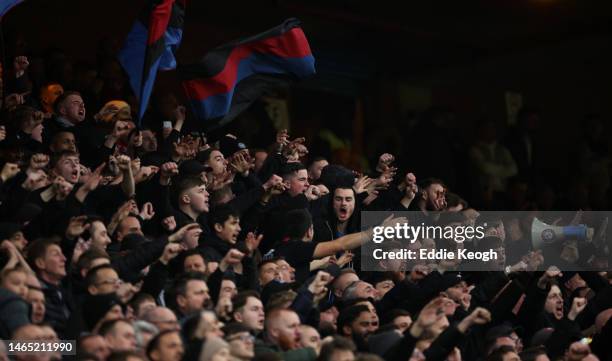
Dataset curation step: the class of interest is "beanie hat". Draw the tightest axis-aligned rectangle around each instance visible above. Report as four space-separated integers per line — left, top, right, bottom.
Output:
219 135 246 158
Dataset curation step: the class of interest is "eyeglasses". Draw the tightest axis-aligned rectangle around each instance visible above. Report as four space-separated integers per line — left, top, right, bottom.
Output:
96 279 122 286
227 334 255 343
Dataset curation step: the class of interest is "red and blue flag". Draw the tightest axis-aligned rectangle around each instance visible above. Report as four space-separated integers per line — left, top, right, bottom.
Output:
118 0 185 121
179 18 315 129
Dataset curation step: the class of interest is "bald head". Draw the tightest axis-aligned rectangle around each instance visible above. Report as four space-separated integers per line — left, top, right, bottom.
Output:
141 307 179 332
333 271 359 298
265 309 301 350
12 324 44 340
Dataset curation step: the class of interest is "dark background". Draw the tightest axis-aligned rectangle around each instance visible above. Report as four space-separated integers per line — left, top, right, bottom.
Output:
3 0 612 197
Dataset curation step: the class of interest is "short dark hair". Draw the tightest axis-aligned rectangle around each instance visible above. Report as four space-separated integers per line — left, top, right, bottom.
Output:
209 204 239 230
223 322 253 339
308 156 327 166
26 237 61 273
128 293 156 317
85 264 117 288
382 309 411 327
337 305 370 336
317 336 356 361
172 176 205 203
446 192 468 209
232 290 261 312
11 105 39 127
76 247 110 274
50 149 80 169
283 209 312 239
181 249 207 272
98 319 131 337
172 272 207 297
146 330 179 359
209 185 234 207
340 298 374 311
486 346 517 361
519 346 548 361
419 177 445 191
54 90 82 114
280 162 306 180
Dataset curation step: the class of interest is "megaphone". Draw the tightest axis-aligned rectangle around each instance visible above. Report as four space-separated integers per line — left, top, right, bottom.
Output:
531 217 594 250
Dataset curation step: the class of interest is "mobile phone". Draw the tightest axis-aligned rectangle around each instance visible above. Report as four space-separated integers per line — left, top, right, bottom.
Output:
580 337 592 345
163 121 172 129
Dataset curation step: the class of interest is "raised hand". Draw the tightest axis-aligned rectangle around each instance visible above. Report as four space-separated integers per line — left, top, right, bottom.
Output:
537 265 563 289
282 137 308 162
210 171 234 191
374 167 396 190
276 129 289 148
219 249 245 272
13 56 29 76
135 165 159 183
71 238 91 265
75 163 104 203
162 216 177 232
53 176 74 200
168 223 201 244
116 155 132 172
160 243 185 265
305 185 321 201
1 162 20 182
308 271 331 299
376 153 395 173
65 215 89 240
160 162 179 185
4 92 27 111
229 153 251 176
404 172 418 199
457 307 491 333
411 297 448 337
182 225 203 249
262 174 283 193
353 175 375 194
139 202 155 221
568 297 587 321
29 153 49 171
244 232 263 256
336 251 354 267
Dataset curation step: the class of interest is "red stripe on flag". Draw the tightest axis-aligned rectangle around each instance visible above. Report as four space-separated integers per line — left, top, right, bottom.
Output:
183 28 311 100
147 0 174 46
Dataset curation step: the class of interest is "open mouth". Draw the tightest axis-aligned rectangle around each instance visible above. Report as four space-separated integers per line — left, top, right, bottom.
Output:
339 207 348 219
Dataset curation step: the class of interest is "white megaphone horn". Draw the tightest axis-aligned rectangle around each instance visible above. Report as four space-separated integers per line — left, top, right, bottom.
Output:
531 217 594 250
